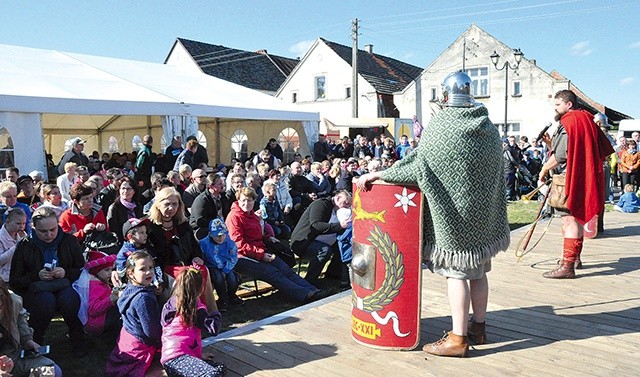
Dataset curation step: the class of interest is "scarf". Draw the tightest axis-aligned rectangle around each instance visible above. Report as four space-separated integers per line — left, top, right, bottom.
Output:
562 109 615 224
31 227 64 265
382 106 510 270
120 197 137 218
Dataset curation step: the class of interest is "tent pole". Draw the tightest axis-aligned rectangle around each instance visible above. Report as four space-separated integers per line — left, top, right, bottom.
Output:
214 118 220 166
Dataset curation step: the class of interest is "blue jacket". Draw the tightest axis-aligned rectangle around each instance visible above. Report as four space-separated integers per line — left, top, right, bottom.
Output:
118 284 161 347
259 197 285 224
617 192 639 213
199 235 238 274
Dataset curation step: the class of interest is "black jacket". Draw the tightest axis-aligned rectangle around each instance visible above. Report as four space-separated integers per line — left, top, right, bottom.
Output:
9 231 84 295
147 220 202 268
106 198 143 242
189 190 228 240
290 197 344 255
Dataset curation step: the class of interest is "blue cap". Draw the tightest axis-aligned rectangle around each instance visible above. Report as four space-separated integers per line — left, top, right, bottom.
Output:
208 218 227 236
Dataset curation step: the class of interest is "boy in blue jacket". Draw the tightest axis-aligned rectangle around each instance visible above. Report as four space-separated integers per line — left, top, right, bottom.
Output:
199 218 242 311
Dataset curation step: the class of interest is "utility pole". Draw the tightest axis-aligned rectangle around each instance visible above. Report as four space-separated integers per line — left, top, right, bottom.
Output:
351 18 359 118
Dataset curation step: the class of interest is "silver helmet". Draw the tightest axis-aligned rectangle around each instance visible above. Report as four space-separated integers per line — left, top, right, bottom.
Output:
593 112 608 127
442 71 475 107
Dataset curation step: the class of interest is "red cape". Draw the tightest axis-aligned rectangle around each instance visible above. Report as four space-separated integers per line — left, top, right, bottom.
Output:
562 109 615 224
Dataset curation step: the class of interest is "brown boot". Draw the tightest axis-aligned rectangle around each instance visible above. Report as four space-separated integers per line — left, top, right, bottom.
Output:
422 331 469 357
557 258 583 269
467 319 486 345
543 260 575 279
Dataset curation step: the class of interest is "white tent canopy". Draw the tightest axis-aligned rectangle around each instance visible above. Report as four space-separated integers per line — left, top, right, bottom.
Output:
0 43 319 175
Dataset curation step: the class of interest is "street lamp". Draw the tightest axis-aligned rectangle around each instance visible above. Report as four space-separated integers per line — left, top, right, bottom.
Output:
490 48 524 137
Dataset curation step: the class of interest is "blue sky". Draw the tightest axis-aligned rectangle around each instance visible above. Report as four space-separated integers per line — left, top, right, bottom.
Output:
1 0 638 118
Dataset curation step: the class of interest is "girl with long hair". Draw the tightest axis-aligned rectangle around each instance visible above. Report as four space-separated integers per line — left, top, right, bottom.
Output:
160 268 224 376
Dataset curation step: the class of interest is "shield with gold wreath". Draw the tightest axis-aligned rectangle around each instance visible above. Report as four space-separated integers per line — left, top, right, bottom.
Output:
350 182 423 350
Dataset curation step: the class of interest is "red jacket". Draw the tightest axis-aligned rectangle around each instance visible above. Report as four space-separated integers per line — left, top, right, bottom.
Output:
59 203 109 242
225 201 267 261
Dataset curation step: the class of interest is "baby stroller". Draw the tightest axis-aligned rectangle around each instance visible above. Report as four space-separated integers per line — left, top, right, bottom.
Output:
83 230 121 256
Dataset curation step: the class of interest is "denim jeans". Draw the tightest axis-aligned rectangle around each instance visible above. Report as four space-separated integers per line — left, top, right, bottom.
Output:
22 285 83 343
234 256 316 302
208 267 240 305
299 240 338 285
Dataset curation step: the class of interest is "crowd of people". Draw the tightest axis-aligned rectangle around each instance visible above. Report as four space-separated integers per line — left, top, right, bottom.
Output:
502 115 639 207
0 93 629 372
0 129 422 376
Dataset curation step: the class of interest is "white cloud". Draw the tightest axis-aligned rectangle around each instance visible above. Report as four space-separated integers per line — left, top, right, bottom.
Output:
288 40 314 57
569 41 593 56
620 77 635 86
630 41 640 49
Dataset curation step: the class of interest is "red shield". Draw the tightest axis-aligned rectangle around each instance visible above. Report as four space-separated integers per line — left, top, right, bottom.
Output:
351 182 423 350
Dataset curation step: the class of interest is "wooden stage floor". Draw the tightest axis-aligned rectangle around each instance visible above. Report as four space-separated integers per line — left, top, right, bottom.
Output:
202 210 640 376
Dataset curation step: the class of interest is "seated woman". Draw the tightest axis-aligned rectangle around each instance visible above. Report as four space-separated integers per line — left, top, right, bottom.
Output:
0 208 27 283
0 282 62 377
9 207 86 355
59 184 108 243
225 187 328 303
106 176 143 243
36 184 69 218
146 187 217 311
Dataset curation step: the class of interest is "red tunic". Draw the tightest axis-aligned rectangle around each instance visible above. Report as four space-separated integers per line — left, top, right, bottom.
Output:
562 109 615 224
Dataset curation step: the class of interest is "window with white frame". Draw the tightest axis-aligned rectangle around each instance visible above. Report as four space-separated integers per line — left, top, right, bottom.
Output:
315 76 326 100
132 135 143 151
196 130 207 148
231 129 248 161
345 87 351 99
278 127 299 164
292 92 298 103
108 136 119 153
430 87 437 101
464 67 489 97
0 127 15 172
512 81 521 96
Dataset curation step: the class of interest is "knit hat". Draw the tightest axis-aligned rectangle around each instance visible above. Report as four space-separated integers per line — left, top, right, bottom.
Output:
85 250 116 275
208 218 228 237
122 217 150 237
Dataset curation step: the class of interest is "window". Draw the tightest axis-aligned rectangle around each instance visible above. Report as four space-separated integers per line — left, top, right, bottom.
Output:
277 127 299 164
464 67 489 97
231 129 248 161
159 134 168 152
0 127 15 172
430 87 437 101
315 76 326 100
196 130 207 148
292 92 298 103
132 135 143 151
495 122 521 135
108 136 119 153
512 81 521 97
345 87 351 99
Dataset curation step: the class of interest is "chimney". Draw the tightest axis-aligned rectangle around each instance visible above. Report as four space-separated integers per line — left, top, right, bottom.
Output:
255 49 268 55
531 59 536 66
364 44 373 53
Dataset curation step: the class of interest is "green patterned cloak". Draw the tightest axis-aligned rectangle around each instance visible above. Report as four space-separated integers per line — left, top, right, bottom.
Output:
381 106 509 270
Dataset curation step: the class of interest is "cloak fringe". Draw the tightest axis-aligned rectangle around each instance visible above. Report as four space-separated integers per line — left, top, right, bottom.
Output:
423 226 511 270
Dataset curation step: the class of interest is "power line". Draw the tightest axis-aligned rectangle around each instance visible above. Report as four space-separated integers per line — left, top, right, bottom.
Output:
363 0 521 22
362 1 638 35
363 0 584 30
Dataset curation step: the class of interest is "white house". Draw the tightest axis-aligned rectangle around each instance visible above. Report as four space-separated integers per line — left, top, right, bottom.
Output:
276 38 422 140
395 24 631 141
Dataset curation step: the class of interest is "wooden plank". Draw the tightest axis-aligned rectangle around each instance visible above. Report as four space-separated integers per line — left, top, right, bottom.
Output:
205 210 640 377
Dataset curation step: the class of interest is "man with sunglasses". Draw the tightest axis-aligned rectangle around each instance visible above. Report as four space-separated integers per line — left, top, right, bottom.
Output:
182 168 207 210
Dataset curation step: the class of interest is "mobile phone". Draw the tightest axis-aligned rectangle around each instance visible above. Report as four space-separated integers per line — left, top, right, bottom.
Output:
20 345 50 358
